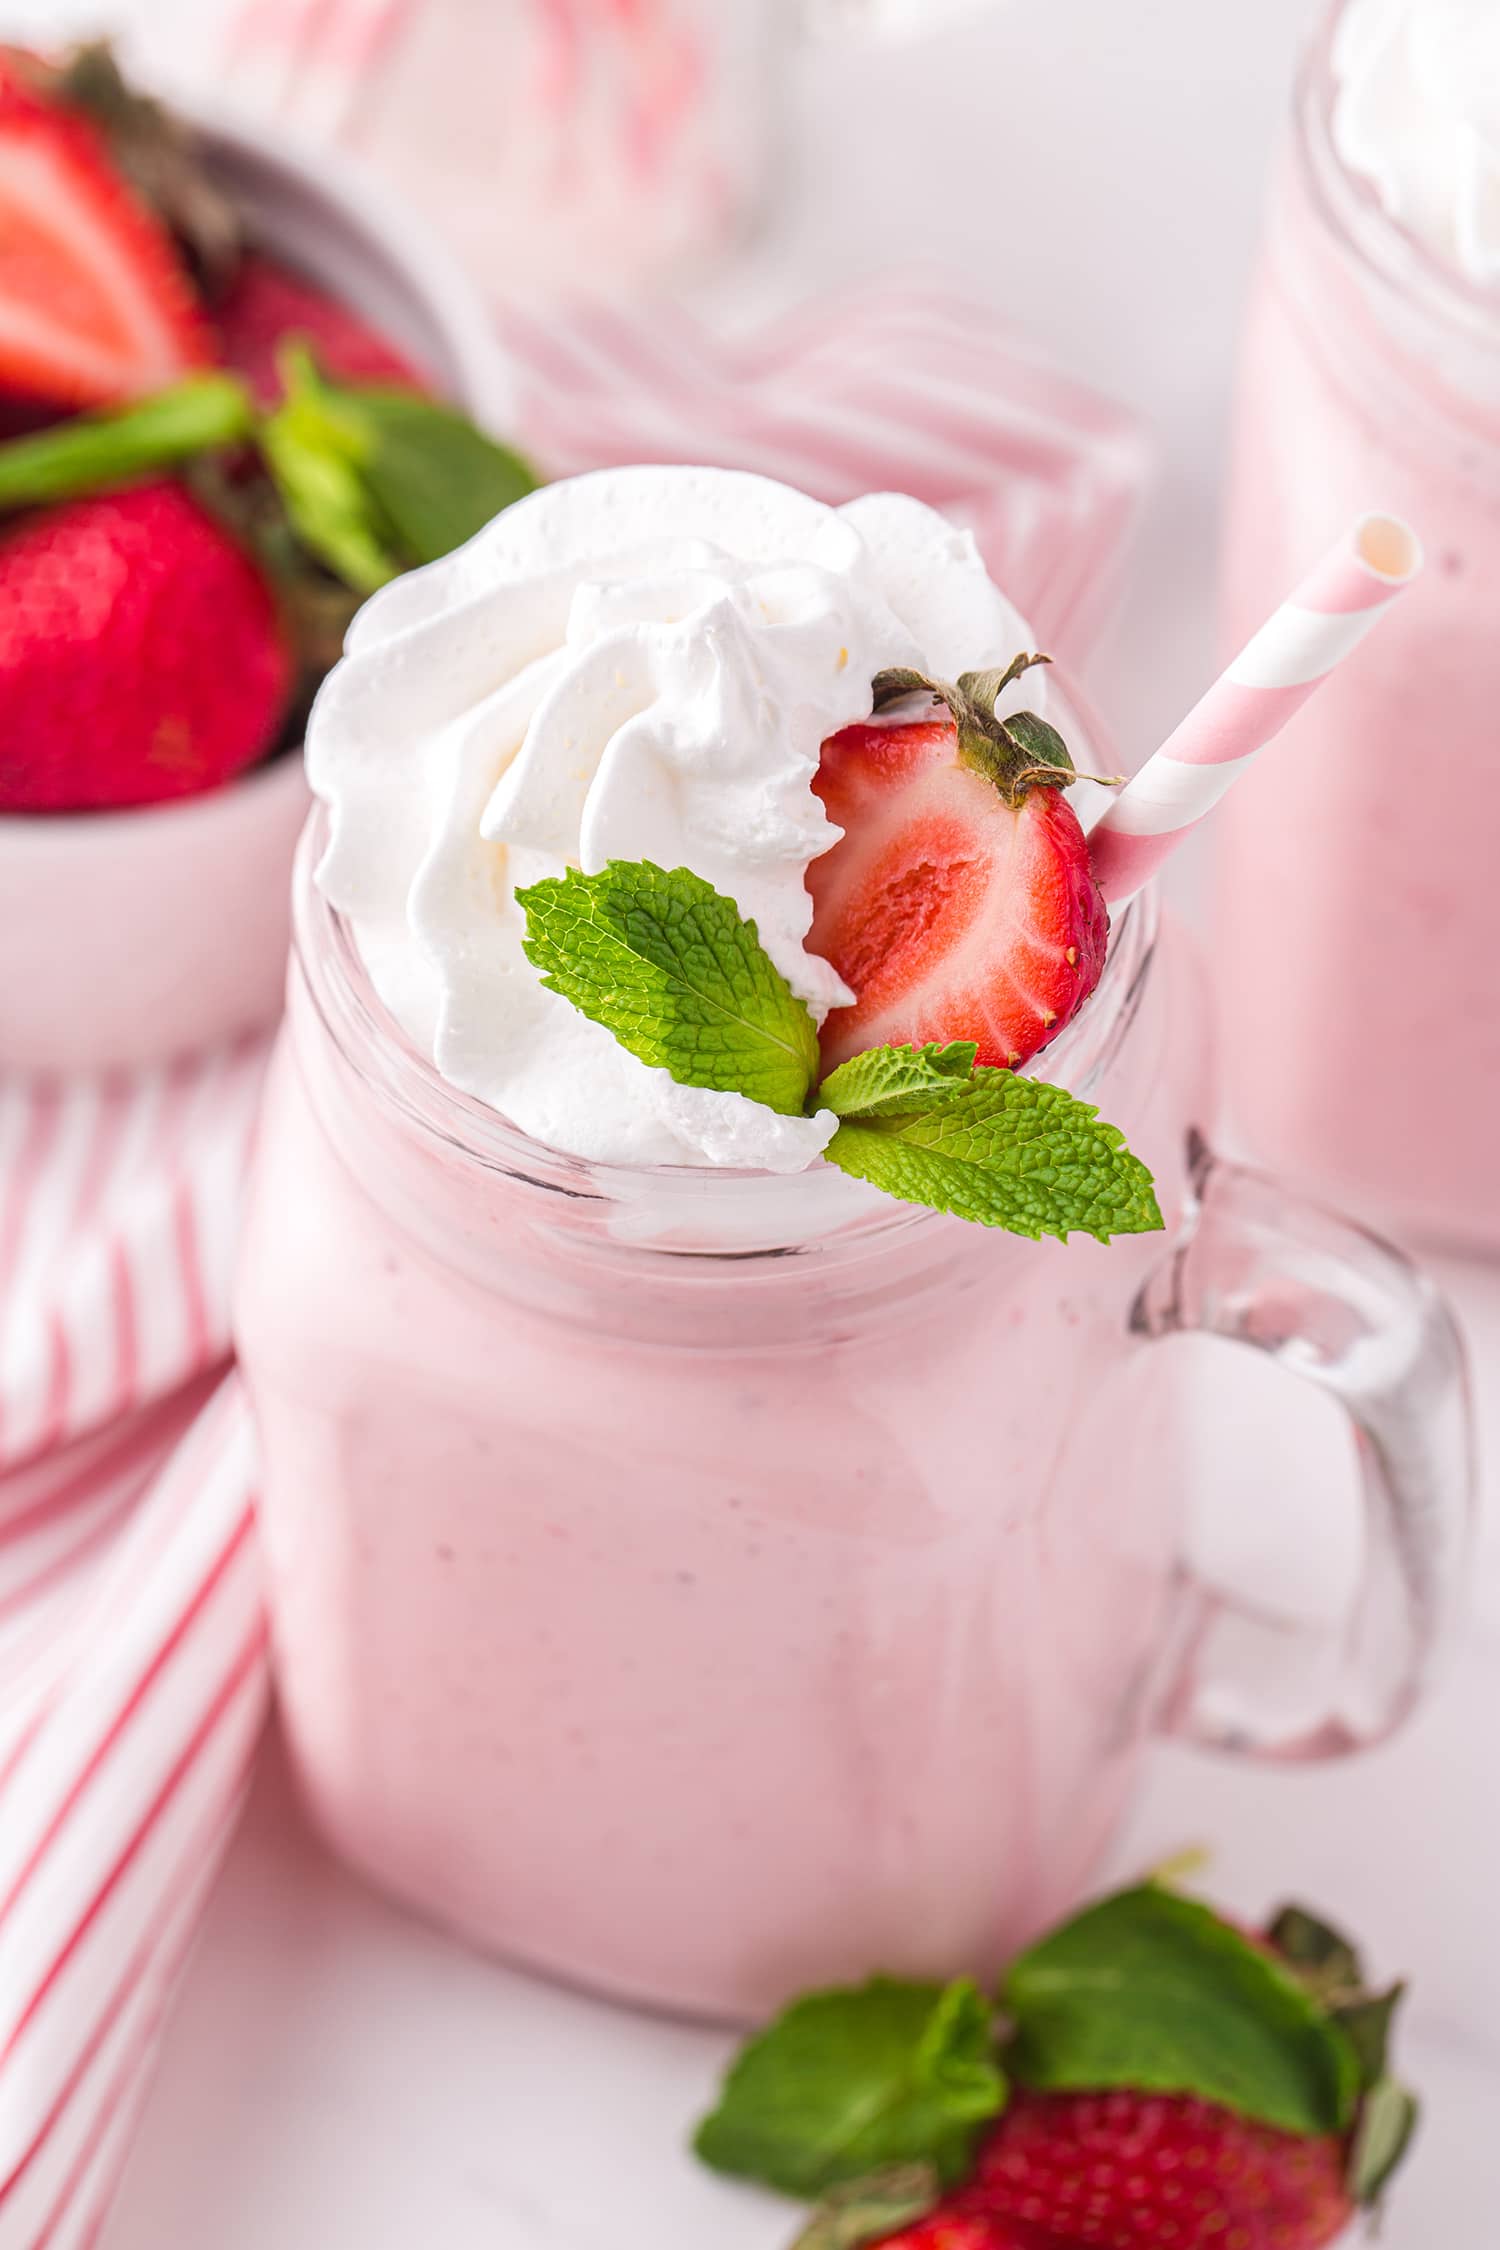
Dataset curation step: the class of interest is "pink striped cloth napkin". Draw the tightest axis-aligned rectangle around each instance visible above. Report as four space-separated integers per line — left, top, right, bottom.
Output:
500 277 1150 658
0 286 1147 2250
0 1052 268 2249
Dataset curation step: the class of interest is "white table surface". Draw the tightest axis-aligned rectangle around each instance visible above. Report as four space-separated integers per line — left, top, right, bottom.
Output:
46 0 1494 2240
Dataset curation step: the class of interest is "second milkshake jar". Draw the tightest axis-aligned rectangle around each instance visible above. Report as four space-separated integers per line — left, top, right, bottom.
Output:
1214 0 1500 1249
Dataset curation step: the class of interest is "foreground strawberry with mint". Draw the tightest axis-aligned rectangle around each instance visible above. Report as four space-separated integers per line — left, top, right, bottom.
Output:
809 660 1109 1075
693 1885 1418 2250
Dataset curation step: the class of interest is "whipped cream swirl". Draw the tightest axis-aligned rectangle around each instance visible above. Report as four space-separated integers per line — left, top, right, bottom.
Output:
1332 0 1500 285
308 466 1037 1169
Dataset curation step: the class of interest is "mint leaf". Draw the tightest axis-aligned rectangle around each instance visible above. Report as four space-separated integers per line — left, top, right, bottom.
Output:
824 1069 1162 1241
518 861 819 1115
261 354 396 592
262 345 536 591
1004 1885 1362 2137
819 1041 978 1119
337 384 536 564
1348 2076 1420 2204
790 2165 942 2250
0 374 256 512
693 1977 1006 2198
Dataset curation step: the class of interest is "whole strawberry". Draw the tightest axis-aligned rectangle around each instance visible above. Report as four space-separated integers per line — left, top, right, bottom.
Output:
967 2089 1353 2249
0 478 292 812
698 1886 1414 2250
876 2216 1044 2250
808 656 1108 1076
217 251 428 406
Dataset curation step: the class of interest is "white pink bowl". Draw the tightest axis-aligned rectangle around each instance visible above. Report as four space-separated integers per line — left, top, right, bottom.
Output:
0 102 510 1075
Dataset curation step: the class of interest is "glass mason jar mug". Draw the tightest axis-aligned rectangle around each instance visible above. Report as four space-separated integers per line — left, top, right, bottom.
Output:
1215 0 1500 1248
236 793 1472 2021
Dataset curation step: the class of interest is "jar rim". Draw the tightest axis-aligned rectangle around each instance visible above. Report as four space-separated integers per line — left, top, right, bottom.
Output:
1293 0 1500 362
289 677 1158 1235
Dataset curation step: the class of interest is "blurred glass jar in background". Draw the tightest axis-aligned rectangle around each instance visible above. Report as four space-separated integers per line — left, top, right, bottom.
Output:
1213 0 1500 1252
218 0 994 290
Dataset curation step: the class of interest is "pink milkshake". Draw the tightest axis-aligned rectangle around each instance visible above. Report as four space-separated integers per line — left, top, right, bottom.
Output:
235 468 1470 2018
1216 0 1500 1247
238 853 1195 2016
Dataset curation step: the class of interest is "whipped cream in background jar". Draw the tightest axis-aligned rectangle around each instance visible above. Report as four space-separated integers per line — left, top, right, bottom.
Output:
186 0 997 293
234 468 1470 2018
1214 0 1500 1249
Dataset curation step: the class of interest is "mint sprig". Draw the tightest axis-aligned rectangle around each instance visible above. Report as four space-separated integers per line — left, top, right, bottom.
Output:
1002 1884 1361 2137
517 860 821 1116
693 1977 1005 2198
262 344 536 591
0 356 538 595
516 860 1161 1241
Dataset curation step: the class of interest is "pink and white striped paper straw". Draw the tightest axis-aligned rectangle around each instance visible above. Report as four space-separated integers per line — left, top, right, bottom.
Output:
1088 513 1422 909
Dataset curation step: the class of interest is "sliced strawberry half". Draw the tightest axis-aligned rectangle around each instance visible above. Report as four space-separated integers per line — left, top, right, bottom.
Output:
0 62 211 405
808 657 1110 1075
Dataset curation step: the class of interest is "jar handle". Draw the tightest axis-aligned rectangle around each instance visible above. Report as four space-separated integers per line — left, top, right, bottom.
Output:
1135 1134 1474 1760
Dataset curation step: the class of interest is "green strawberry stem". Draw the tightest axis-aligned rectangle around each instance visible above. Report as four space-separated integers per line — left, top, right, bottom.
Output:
0 373 257 510
870 655 1124 804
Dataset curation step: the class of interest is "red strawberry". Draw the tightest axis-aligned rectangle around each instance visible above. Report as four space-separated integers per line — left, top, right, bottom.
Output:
876 2215 1045 2250
0 60 211 405
970 2090 1354 2250
808 659 1108 1076
216 251 428 406
0 479 293 813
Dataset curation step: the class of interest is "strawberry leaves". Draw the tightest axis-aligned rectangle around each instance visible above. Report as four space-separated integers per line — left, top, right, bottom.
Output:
515 861 1162 1242
868 656 1122 802
788 2166 942 2250
1266 1899 1421 2206
44 41 244 291
1349 2076 1421 2203
870 654 1068 807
